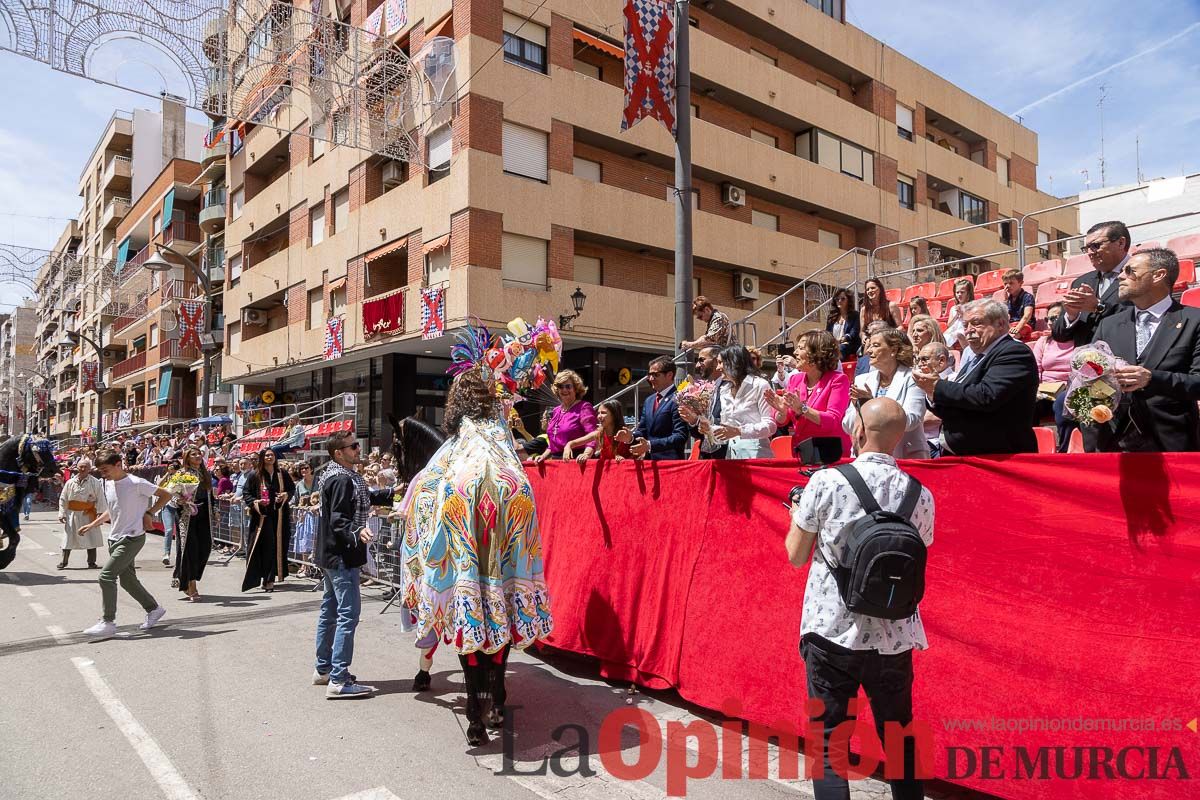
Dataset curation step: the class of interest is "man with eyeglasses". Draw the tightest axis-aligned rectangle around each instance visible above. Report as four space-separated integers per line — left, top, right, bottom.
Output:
618 356 689 459
1053 220 1132 347
1085 248 1200 452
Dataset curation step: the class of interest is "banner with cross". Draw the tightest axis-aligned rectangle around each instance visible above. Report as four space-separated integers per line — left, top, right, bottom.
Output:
178 299 206 351
421 286 446 340
324 316 345 360
622 0 677 137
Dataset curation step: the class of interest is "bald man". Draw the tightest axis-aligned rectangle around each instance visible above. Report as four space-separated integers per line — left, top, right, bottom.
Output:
787 397 934 800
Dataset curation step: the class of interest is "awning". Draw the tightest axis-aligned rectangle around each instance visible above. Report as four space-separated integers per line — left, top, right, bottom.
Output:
162 188 175 233
117 237 131 268
365 236 408 262
191 414 232 426
573 28 623 59
327 275 347 292
426 12 452 38
156 367 173 406
422 234 450 253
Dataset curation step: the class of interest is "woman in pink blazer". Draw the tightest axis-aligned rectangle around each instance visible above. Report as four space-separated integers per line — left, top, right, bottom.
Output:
764 330 852 464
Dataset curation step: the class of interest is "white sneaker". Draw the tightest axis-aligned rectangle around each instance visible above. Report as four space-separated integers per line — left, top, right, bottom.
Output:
326 681 376 699
83 620 117 639
139 607 167 630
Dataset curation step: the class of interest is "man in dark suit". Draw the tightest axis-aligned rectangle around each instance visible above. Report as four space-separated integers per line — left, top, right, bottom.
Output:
913 299 1038 455
622 356 689 460
1086 248 1200 452
677 345 728 459
1052 220 1132 347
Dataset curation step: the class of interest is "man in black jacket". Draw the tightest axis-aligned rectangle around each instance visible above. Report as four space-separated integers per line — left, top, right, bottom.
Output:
914 299 1038 455
1087 248 1200 452
312 430 381 698
1052 220 1132 347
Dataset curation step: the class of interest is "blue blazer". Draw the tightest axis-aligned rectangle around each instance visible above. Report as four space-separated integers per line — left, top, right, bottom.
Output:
632 385 689 460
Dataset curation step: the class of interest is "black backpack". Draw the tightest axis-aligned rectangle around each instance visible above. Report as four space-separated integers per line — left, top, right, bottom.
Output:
822 465 927 620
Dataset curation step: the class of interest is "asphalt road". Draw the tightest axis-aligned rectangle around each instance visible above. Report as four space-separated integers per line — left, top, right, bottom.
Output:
0 510 976 800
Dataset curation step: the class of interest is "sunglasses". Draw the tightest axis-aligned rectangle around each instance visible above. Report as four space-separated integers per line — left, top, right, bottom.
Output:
1083 238 1113 253
341 442 361 450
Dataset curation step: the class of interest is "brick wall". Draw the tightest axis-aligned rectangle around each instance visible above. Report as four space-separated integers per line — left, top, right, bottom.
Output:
292 121 309 169
349 161 384 213
549 225 574 280
450 207 502 271
1009 154 1037 191
407 230 423 284
913 104 927 140
286 283 306 324
549 120 573 174
454 93 503 158
549 13 574 71
289 203 307 248
853 79 896 122
572 48 622 89
875 154 898 196
453 0 500 43
347 256 365 305
855 224 899 253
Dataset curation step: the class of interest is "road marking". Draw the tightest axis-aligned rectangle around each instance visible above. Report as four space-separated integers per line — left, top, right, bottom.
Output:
477 753 666 800
328 789 404 800
46 625 69 644
28 602 52 618
72 657 200 800
14 585 32 597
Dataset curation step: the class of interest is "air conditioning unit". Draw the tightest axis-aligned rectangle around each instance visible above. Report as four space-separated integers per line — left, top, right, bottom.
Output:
242 308 267 326
734 272 760 301
721 183 746 207
381 161 404 188
101 348 122 359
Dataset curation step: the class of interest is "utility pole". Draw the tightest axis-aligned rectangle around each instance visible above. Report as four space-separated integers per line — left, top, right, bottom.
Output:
1136 135 1144 183
1097 83 1108 188
673 0 693 354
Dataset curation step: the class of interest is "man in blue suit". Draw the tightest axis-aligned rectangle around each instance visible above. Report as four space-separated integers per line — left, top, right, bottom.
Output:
624 356 689 460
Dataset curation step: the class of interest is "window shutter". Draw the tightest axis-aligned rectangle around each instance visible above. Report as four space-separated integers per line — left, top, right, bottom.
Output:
310 205 325 244
816 131 839 171
502 122 548 181
818 229 842 249
501 233 548 290
841 141 864 179
503 12 547 46
574 255 602 285
896 104 914 133
333 190 349 233
573 157 601 182
427 249 451 285
427 125 452 169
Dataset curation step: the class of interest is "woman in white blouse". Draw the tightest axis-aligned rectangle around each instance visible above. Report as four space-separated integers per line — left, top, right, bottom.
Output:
842 328 930 459
712 345 777 459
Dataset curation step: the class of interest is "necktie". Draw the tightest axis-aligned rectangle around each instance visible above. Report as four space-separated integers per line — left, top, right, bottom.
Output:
1098 272 1113 298
1135 311 1153 358
653 393 661 413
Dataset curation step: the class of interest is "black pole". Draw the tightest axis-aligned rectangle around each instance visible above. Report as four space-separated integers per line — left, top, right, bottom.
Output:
673 0 693 354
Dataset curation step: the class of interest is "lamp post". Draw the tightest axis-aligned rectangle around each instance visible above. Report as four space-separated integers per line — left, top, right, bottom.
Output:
558 287 588 330
60 330 106 443
143 244 215 419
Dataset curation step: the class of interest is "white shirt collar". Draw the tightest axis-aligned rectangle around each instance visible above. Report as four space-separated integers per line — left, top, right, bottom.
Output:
966 333 1006 359
853 451 897 468
1138 295 1173 320
1100 253 1130 282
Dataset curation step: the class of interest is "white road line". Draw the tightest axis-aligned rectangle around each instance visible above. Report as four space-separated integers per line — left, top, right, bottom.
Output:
72 657 200 800
14 585 32 597
28 602 52 618
328 789 404 800
46 625 69 644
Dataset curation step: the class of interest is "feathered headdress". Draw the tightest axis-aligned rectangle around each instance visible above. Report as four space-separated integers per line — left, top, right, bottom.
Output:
445 316 564 405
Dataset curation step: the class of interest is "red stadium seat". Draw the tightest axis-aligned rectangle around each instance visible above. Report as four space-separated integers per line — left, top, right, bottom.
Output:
974 269 1005 295
1167 234 1200 259
770 436 793 459
1035 279 1072 309
938 319 948 332
940 299 956 321
921 300 941 319
1131 240 1161 253
885 288 902 305
1023 259 1062 287
1181 288 1200 309
991 289 1006 303
1068 428 1085 454
1034 427 1057 454
1174 259 1195 292
1062 254 1092 277
902 282 937 303
933 278 957 301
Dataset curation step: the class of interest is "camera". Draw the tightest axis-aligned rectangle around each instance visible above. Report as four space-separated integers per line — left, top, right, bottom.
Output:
788 485 804 506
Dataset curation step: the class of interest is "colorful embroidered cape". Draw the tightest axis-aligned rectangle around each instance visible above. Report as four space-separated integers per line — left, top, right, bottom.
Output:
399 416 552 654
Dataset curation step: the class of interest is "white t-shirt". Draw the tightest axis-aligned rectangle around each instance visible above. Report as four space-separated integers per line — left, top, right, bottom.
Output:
99 474 160 542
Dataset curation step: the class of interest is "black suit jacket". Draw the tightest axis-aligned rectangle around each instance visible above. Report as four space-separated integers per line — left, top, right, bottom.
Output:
1051 270 1125 347
931 335 1039 455
827 311 861 361
632 386 689 460
1086 302 1200 452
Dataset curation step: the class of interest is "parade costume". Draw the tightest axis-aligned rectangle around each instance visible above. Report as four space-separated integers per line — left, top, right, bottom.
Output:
58 471 103 568
0 435 57 571
172 470 214 598
241 467 295 592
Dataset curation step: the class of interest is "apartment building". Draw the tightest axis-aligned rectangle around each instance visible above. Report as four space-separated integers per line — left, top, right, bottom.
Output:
219 0 1076 446
46 100 207 440
0 303 39 436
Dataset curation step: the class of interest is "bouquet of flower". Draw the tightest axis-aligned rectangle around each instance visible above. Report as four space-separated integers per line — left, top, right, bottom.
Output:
164 472 200 516
1064 342 1125 426
676 379 716 416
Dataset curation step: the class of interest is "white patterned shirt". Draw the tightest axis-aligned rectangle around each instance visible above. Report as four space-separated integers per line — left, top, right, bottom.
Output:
792 452 935 654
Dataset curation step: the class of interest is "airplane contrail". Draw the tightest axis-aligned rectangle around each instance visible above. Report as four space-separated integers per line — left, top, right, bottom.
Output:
1011 21 1200 117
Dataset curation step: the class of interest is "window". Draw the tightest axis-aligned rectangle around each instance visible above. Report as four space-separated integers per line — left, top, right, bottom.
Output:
970 148 986 166
751 210 779 231
152 212 161 233
306 288 323 329
501 233 548 290
147 380 156 402
806 0 843 19
897 175 915 210
310 204 325 245
573 156 602 182
231 187 244 220
427 125 451 183
573 59 600 80
667 274 701 297
149 323 158 347
959 191 986 225
229 251 243 282
691 103 700 118
502 122 549 182
818 229 841 249
897 244 917 271
574 255 602 285
750 129 777 148
1038 230 1051 260
503 13 547 74
797 129 873 185
896 104 914 141
228 321 241 352
667 186 699 210
312 121 327 159
997 155 1010 186
816 81 840 97
1000 220 1013 246
750 48 777 66
426 248 451 286
329 286 347 317
332 189 349 234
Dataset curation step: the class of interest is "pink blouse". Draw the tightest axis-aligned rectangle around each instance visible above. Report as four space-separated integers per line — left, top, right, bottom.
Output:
1031 335 1076 383
546 401 598 456
782 369 852 455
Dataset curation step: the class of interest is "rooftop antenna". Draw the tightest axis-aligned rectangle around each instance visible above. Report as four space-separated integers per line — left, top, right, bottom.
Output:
1097 83 1108 188
1136 135 1144 183
1080 169 1091 190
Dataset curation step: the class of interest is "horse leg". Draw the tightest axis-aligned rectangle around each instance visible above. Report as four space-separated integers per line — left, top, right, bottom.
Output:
484 645 510 729
412 642 436 692
459 652 489 746
0 507 20 571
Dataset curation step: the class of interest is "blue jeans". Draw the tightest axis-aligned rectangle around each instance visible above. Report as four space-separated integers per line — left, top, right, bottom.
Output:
315 566 362 684
161 505 178 556
21 492 33 518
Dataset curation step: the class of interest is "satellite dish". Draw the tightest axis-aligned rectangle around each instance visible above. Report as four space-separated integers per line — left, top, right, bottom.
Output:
161 309 179 333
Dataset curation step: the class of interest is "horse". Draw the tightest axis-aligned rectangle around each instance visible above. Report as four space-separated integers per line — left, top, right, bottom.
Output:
0 434 61 570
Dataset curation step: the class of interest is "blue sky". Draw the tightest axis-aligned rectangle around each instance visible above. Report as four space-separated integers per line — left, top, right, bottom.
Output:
0 0 1197 309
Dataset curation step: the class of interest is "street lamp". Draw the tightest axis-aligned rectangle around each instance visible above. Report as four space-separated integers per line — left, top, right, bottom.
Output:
558 287 588 330
143 243 217 418
60 329 107 443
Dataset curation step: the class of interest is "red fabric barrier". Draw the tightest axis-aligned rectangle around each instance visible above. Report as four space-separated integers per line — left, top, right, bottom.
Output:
528 455 1200 799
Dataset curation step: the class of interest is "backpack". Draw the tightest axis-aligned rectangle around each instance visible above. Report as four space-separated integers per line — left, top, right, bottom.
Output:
823 465 927 620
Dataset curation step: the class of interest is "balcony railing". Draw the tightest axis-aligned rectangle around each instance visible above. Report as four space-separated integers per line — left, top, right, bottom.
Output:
203 186 227 208
164 220 202 245
111 351 147 380
156 339 200 362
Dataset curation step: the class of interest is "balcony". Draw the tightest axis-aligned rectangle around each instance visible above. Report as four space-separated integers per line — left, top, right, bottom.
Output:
199 186 227 234
111 350 147 381
204 66 228 115
164 219 203 247
156 338 201 363
146 395 197 422
102 155 132 189
101 196 131 229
